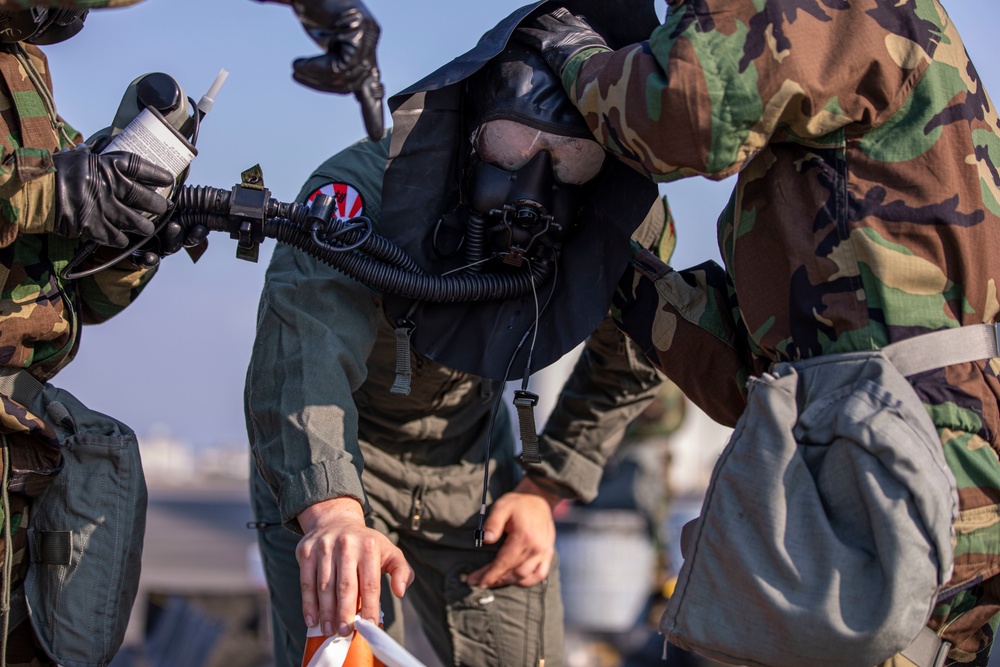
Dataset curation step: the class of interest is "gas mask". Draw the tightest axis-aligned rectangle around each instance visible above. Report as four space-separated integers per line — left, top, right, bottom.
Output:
0 8 88 45
376 0 661 542
434 42 606 274
464 119 604 266
379 5 659 382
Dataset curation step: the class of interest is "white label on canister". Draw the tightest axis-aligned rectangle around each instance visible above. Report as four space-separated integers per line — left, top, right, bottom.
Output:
103 108 195 194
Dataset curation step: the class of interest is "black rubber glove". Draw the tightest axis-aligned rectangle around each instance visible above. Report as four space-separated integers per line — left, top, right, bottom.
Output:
132 219 210 269
290 0 384 141
51 147 173 248
516 8 610 77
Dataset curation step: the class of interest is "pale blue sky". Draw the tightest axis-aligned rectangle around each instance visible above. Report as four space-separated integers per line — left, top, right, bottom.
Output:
44 1 1000 446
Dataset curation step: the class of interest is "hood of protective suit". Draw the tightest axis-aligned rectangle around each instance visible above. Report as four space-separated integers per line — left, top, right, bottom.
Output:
73 1 143 7
380 0 660 381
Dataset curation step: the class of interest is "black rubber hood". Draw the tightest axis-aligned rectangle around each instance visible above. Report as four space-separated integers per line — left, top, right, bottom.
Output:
379 1 660 381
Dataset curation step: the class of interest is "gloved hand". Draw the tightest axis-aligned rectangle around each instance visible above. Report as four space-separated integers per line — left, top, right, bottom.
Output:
132 219 210 269
516 8 610 77
289 0 385 141
51 147 173 248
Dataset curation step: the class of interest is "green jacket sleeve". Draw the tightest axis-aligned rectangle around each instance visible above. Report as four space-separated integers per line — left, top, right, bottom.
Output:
532 313 664 501
244 137 389 532
529 197 672 500
0 46 78 246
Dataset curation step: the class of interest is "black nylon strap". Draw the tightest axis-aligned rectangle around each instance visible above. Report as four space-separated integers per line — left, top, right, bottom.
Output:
513 390 541 464
0 367 45 409
391 321 415 396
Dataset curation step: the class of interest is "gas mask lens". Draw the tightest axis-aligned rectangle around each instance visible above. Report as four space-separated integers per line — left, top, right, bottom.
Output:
475 119 605 185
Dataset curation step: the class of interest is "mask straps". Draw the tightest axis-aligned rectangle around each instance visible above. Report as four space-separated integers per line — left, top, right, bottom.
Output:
390 302 420 396
514 257 543 464
513 389 541 464
474 259 546 546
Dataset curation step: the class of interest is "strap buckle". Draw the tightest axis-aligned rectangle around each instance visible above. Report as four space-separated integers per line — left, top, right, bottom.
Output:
932 640 952 667
901 626 951 667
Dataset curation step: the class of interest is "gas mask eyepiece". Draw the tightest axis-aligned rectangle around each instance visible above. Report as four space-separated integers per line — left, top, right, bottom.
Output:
475 119 605 186
456 41 606 269
464 120 602 266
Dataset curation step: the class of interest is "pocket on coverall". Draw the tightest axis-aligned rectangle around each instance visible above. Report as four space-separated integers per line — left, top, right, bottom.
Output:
443 557 557 667
24 392 147 667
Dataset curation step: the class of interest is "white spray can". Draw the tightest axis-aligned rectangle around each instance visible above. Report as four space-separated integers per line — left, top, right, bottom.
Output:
101 69 229 196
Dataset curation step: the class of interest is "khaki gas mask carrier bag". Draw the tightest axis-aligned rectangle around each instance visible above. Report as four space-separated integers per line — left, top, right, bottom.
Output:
0 368 146 667
663 324 1000 667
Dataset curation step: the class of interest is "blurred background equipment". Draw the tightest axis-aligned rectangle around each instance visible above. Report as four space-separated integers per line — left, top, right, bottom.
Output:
106 476 272 667
555 382 732 667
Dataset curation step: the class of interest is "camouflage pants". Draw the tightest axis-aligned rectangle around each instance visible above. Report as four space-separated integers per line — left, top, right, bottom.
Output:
929 414 1000 666
866 393 1000 667
0 436 55 667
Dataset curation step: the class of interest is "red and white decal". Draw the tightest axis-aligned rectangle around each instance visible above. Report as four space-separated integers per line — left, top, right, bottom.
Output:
309 183 365 221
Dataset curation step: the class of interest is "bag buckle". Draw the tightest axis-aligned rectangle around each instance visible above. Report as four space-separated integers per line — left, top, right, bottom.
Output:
933 641 951 667
902 627 951 667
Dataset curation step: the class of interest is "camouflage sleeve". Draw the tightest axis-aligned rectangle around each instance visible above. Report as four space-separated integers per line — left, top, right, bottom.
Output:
612 247 760 427
26 57 148 322
0 167 56 247
561 0 915 181
0 46 80 247
75 250 155 324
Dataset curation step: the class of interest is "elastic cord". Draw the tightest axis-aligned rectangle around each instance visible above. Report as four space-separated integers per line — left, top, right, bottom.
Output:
1 433 11 667
14 44 74 147
475 260 557 545
61 199 179 280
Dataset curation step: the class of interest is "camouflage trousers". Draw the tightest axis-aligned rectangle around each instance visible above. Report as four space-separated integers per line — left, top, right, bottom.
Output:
927 415 1000 666
0 436 55 667
866 406 1000 667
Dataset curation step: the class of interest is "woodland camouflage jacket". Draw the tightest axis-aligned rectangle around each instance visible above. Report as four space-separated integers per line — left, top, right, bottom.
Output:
560 0 1000 654
560 0 1000 416
0 9 153 445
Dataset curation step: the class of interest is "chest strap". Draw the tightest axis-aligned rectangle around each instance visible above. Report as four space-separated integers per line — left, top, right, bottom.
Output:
882 323 1000 377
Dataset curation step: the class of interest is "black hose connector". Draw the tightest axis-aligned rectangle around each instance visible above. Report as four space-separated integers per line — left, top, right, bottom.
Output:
173 184 555 303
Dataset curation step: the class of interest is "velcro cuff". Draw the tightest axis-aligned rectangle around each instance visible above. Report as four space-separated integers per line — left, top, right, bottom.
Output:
277 459 370 534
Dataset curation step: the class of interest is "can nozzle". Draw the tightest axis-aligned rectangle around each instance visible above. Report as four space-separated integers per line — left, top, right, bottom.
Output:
197 68 229 116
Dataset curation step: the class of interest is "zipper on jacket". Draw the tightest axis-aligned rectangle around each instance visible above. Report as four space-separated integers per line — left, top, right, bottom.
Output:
410 486 425 531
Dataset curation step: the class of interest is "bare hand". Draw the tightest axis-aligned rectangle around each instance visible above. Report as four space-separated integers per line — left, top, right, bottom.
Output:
465 477 562 588
296 497 414 636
